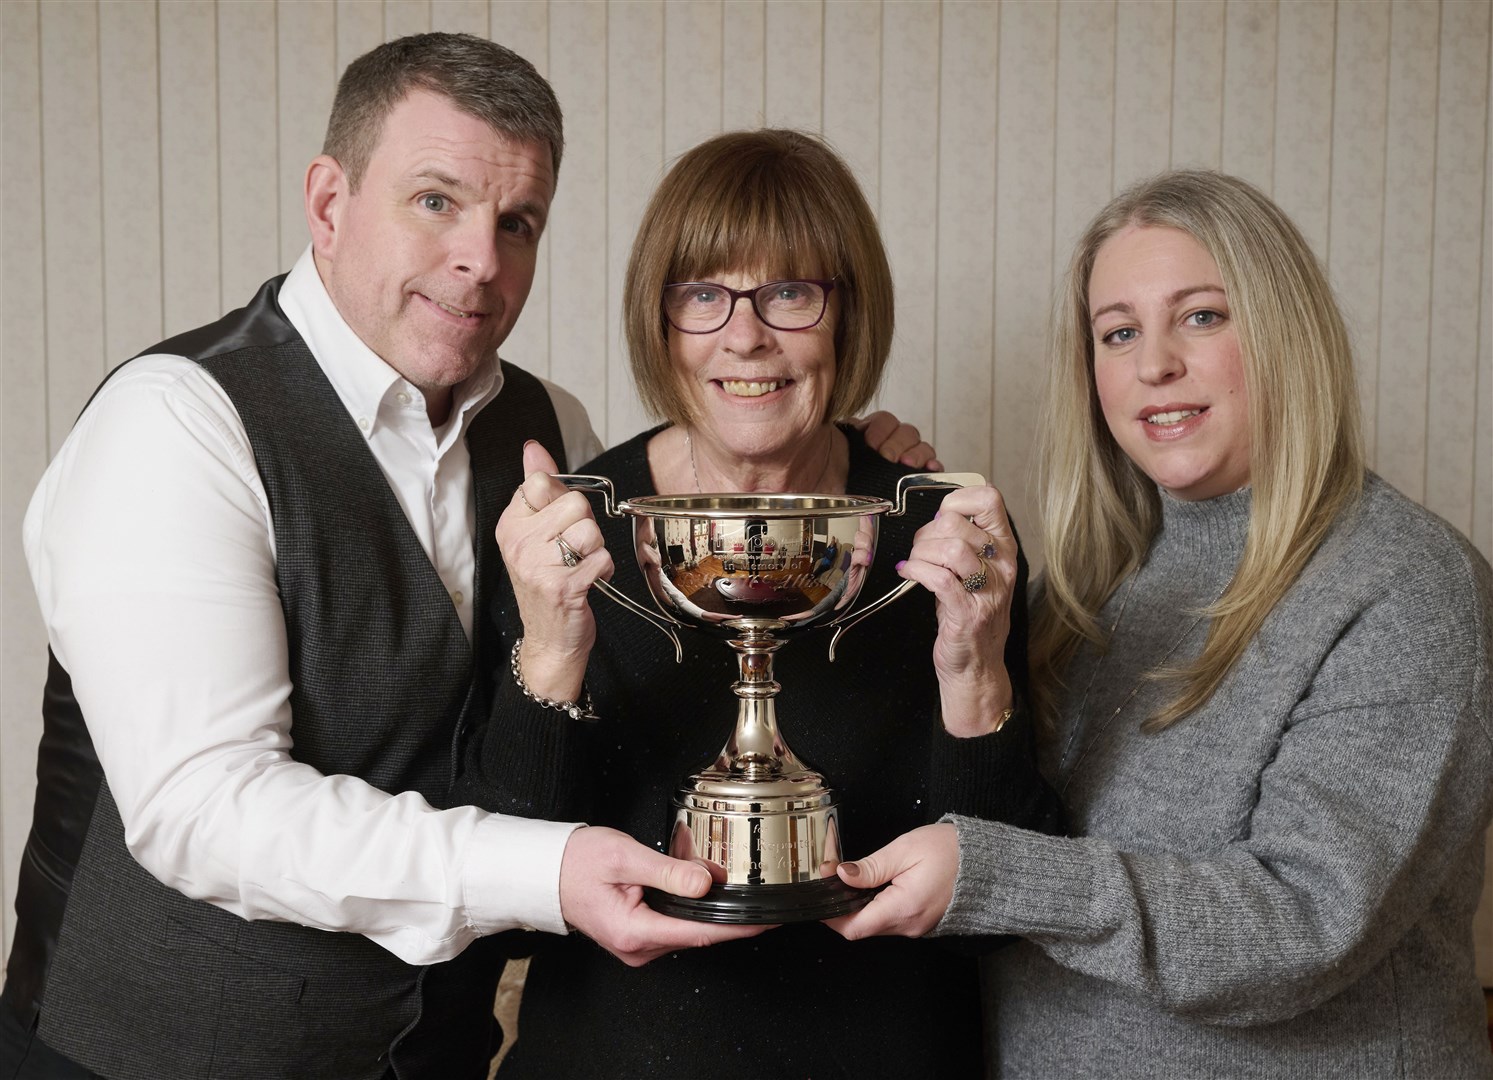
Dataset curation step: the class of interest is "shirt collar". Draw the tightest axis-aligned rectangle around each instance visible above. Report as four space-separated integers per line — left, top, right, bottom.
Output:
277 245 504 440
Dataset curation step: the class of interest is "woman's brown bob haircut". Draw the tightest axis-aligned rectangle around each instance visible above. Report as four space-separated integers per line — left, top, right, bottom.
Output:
624 129 894 427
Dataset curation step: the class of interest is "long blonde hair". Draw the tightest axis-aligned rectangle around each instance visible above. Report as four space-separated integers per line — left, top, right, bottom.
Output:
1031 170 1364 729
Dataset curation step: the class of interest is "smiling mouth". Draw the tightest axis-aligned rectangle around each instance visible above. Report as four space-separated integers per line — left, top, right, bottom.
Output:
718 379 786 398
424 295 484 319
1145 408 1205 425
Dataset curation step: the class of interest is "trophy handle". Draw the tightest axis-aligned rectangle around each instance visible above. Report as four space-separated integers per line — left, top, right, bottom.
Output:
551 473 686 663
826 471 987 662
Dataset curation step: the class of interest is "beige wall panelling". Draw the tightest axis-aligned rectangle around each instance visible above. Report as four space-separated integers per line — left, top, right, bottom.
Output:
933 0 997 479
764 0 823 133
1220 0 1277 193
432 0 489 36
160 2 221 339
1 0 47 969
722 0 766 131
277 3 336 272
1171 0 1224 169
606 2 664 445
39 0 107 446
1053 2 1116 286
822 0 881 213
546 2 610 438
1327 0 1390 463
992 0 1058 558
663 1 724 162
1271 0 1334 255
490 1 551 379
1112 0 1173 193
337 0 385 74
219 1 281 311
99 1 164 366
1375 0 1441 503
878 2 941 438
385 0 432 41
1424 0 1489 535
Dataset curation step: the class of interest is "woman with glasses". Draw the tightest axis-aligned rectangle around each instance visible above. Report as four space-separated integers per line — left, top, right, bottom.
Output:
825 170 1493 1077
456 129 1061 1078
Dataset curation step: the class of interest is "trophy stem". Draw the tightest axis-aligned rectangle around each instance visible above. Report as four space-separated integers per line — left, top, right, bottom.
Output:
706 629 810 781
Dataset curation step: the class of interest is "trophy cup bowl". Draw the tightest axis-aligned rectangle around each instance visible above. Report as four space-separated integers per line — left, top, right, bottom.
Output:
560 472 983 923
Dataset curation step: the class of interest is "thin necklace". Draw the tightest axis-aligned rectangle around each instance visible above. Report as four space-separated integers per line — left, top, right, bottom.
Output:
1055 571 1215 795
684 426 836 494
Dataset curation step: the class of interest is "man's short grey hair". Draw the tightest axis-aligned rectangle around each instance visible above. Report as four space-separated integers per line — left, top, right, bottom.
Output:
323 32 564 190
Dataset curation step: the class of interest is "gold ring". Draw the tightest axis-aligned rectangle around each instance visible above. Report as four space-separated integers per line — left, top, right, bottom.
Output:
556 536 583 568
517 486 538 514
962 560 988 593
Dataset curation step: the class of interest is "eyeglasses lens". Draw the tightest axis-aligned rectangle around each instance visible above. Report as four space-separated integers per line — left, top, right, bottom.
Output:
663 281 827 333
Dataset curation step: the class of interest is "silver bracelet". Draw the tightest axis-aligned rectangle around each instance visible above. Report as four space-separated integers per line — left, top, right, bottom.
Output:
510 638 598 721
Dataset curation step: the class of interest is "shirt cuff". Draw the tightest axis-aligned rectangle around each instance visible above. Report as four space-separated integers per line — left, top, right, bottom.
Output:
462 813 584 936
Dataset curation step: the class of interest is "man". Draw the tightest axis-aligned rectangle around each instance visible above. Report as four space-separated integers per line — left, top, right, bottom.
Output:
2 33 936 1080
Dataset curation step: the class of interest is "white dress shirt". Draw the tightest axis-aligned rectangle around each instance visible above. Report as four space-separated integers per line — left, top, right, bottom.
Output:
23 247 604 965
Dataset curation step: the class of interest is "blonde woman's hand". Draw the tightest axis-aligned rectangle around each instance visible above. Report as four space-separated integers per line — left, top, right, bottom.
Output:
895 485 1018 736
824 824 959 939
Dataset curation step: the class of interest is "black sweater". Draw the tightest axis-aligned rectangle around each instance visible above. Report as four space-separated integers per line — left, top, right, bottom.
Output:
458 426 1061 1079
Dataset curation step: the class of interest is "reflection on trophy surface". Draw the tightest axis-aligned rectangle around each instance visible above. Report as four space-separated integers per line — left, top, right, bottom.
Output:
561 473 981 923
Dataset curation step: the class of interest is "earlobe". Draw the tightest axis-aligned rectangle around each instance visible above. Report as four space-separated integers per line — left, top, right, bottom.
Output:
305 154 346 260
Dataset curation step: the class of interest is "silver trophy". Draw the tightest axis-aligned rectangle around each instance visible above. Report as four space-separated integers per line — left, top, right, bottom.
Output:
560 472 981 923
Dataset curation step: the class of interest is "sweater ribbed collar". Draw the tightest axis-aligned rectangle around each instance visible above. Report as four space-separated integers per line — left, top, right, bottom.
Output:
1148 485 1252 577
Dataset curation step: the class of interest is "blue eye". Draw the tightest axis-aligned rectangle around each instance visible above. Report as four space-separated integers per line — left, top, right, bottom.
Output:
1102 327 1137 345
499 216 533 238
1187 310 1223 327
419 193 450 213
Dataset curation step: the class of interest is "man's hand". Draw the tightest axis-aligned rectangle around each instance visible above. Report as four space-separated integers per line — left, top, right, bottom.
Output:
559 826 767 966
852 411 945 471
824 823 958 940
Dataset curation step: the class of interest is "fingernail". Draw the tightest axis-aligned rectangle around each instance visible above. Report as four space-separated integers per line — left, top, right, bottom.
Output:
894 560 907 571
839 861 861 879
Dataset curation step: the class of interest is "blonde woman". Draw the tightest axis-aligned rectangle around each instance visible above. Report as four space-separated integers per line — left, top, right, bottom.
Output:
831 170 1493 1077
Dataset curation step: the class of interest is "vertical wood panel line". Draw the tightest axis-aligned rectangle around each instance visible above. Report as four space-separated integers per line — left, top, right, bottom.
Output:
602 0 611 440
95 0 108 377
1419 0 1444 499
1325 0 1339 252
154 0 166 346
987 0 1001 468
36 0 53 444
278 0 287 269
214 0 224 318
930 0 941 446
1476 15 1492 525
1167 0 1177 164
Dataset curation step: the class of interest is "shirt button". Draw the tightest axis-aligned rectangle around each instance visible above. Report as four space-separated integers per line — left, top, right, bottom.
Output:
396 391 411 406
357 417 370 431
452 590 465 605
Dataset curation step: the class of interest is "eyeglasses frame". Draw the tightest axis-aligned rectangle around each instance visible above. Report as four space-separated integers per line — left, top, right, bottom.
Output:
660 278 838 335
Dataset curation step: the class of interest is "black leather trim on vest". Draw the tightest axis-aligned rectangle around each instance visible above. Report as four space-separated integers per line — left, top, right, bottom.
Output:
4 271 572 1080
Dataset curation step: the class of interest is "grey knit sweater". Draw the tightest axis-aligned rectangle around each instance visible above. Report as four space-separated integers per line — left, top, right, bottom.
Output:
937 473 1493 1078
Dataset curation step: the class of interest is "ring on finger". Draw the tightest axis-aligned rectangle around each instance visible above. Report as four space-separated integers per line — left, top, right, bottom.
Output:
517 485 538 514
962 558 989 593
556 536 583 568
980 539 997 560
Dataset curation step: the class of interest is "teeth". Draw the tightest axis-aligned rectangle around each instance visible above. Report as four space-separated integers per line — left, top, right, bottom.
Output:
434 299 477 318
1146 409 1201 425
720 380 781 397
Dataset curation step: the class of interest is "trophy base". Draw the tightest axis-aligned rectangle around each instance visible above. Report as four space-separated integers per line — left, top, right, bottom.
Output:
644 876 875 924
